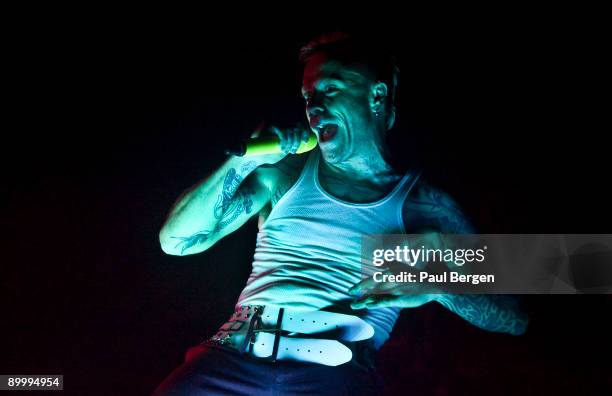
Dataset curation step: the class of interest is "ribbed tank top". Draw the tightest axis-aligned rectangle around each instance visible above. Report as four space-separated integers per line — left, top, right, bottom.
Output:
236 149 421 349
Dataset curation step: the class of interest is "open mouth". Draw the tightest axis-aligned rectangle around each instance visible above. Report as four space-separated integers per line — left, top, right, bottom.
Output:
318 124 338 143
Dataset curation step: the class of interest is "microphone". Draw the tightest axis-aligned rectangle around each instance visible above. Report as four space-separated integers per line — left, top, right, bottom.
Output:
226 134 318 157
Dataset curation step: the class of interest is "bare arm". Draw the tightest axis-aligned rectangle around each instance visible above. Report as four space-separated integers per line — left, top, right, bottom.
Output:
159 157 270 256
159 125 311 256
410 182 529 335
351 181 529 335
436 294 528 335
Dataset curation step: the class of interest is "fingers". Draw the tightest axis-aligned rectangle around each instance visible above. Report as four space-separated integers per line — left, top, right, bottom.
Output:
348 277 378 295
349 268 441 310
350 294 397 309
271 126 307 154
270 126 285 151
289 127 300 153
351 294 437 310
348 269 393 295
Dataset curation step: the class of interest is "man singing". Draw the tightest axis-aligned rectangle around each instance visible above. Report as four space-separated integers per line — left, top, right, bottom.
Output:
153 33 528 395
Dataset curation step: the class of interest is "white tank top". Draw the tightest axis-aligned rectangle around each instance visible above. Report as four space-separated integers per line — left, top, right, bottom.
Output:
236 149 421 349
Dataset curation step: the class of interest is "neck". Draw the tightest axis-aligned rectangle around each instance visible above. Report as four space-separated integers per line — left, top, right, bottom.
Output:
321 144 397 183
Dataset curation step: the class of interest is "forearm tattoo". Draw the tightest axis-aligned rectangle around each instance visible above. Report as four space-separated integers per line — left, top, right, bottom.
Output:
436 294 528 335
171 231 212 255
171 167 255 254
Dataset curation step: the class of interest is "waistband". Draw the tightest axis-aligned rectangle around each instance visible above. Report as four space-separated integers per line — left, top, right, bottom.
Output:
205 305 375 367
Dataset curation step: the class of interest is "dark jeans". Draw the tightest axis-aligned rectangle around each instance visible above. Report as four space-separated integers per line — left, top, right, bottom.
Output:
152 343 384 395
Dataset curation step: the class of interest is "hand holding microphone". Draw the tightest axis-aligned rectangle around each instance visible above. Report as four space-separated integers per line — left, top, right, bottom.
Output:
226 125 317 160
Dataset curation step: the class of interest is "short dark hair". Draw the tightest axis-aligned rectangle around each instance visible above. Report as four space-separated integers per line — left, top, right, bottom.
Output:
299 32 400 127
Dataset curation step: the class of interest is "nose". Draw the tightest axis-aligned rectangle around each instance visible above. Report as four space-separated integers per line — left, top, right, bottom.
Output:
306 95 324 120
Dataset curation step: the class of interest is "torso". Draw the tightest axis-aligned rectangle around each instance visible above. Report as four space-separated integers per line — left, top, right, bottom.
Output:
257 151 473 234
240 150 414 351
316 160 403 203
258 151 406 222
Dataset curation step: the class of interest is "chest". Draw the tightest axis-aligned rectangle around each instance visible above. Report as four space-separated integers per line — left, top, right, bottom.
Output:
317 164 402 204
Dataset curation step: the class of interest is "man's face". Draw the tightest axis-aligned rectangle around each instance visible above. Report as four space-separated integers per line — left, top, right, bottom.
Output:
302 53 381 164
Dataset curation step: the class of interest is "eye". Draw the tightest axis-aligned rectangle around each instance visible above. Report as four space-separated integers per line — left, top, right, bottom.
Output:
323 85 339 95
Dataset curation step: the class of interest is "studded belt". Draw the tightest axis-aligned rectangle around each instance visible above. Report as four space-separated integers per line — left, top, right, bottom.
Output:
206 305 375 366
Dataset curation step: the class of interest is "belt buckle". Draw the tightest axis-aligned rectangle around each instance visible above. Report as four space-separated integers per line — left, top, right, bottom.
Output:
246 307 285 362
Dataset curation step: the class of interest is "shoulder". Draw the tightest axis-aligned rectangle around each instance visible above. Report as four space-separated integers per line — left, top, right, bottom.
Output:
402 178 476 234
254 152 310 221
254 153 309 192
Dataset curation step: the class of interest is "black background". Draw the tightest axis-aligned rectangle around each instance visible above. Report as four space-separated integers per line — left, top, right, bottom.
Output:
2 11 611 395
